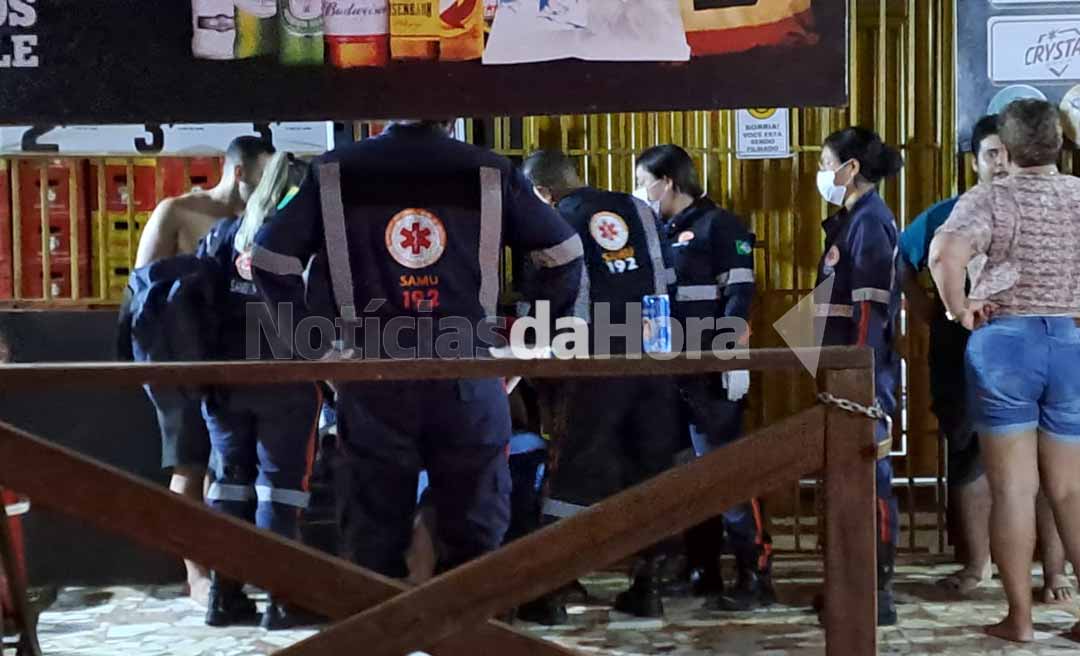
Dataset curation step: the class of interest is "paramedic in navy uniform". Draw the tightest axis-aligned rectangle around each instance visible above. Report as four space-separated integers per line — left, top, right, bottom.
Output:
251 119 584 580
635 145 770 613
814 126 904 626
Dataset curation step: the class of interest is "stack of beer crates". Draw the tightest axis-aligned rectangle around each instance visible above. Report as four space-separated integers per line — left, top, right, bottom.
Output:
91 157 223 301
14 159 91 300
0 156 223 303
0 160 9 299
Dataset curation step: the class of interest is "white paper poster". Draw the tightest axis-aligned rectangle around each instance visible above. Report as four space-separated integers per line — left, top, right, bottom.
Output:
735 109 791 160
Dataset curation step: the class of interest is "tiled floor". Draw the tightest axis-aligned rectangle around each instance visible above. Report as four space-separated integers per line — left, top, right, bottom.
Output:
19 556 1080 656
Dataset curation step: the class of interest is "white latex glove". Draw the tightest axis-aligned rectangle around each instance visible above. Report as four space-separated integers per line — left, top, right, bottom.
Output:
723 370 750 402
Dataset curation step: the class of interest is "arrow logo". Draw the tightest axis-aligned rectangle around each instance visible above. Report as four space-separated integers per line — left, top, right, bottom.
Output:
772 275 835 378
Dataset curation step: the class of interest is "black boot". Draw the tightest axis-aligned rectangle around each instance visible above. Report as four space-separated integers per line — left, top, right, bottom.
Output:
877 542 898 626
690 562 725 597
707 555 775 612
516 594 569 626
614 558 664 618
260 599 325 631
205 573 257 627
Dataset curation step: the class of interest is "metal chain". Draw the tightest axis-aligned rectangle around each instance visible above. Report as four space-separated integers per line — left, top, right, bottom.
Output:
817 392 894 438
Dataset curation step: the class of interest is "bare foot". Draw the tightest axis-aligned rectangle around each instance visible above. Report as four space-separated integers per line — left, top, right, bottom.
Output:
1042 575 1075 605
984 615 1035 643
187 575 211 607
939 563 992 595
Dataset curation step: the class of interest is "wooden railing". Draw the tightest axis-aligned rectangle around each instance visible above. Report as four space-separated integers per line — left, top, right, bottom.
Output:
0 347 880 656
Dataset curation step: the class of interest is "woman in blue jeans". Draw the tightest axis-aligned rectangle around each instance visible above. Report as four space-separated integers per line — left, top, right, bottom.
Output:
930 99 1080 643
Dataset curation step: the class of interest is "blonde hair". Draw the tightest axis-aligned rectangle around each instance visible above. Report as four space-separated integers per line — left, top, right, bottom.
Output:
234 151 291 254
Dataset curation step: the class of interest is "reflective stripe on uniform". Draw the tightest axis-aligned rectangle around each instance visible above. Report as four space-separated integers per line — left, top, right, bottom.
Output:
634 199 670 296
251 244 304 277
852 287 891 304
317 162 357 318
479 167 503 319
814 303 853 318
573 265 591 322
206 482 256 502
530 234 584 269
719 268 755 287
542 498 588 519
255 485 311 509
676 285 721 302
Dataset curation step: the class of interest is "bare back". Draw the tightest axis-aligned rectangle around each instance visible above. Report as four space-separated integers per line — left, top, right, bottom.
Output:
135 191 235 268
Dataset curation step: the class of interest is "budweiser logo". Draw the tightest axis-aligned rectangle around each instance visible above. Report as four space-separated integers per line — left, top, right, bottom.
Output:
325 1 388 18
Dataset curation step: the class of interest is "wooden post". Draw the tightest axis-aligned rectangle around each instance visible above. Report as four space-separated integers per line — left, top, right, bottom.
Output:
823 367 878 656
277 407 827 656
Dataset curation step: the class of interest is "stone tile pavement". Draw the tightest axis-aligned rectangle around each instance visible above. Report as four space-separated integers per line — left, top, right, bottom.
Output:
21 556 1080 655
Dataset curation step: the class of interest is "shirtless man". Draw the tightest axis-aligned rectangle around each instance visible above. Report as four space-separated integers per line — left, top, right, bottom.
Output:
135 136 275 605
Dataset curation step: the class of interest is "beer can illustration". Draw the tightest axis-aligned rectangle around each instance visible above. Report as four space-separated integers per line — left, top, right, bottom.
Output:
325 0 390 68
279 0 325 65
192 0 237 60
642 294 672 354
235 0 279 59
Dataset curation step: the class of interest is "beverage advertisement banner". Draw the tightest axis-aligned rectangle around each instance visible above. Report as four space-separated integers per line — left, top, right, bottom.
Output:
957 0 1080 151
0 0 845 124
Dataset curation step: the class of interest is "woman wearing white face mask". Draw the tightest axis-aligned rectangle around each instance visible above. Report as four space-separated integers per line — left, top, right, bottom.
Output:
634 145 771 612
813 126 904 626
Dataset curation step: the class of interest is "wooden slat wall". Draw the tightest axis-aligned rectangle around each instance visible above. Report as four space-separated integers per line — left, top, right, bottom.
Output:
492 0 958 549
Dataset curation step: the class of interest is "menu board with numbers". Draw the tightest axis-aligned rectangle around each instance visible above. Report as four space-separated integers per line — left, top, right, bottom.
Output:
0 0 846 125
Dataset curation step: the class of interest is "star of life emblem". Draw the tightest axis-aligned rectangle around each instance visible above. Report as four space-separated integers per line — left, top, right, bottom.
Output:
386 209 448 269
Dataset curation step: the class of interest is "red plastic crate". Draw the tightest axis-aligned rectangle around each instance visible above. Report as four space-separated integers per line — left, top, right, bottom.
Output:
0 160 11 295
17 159 84 217
19 255 91 299
19 209 91 259
158 157 223 198
89 159 156 213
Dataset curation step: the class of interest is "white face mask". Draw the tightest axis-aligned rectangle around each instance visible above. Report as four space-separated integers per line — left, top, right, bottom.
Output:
634 181 663 216
816 161 851 206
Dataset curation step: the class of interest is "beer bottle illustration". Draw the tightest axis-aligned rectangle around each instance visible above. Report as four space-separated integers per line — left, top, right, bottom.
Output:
235 0 279 59
192 0 237 60
325 1 390 68
280 0 326 65
390 0 439 61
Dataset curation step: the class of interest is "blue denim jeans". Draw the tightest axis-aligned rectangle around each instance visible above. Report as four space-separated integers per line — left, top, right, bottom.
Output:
966 316 1080 442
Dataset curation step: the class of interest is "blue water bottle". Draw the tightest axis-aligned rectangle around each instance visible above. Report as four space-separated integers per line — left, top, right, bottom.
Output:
642 294 672 354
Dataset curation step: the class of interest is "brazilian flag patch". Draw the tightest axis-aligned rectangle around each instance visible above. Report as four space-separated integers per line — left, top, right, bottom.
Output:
277 186 300 211
735 240 753 255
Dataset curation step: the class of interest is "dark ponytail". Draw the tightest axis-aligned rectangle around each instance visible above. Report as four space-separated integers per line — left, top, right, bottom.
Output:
824 127 904 184
636 145 705 199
